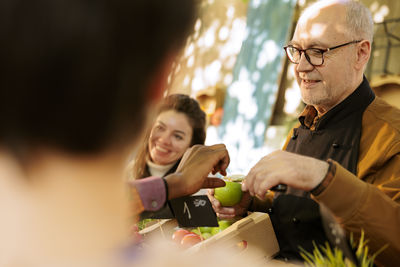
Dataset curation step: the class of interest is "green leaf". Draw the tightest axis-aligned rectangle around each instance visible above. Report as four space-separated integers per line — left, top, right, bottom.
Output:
300 230 386 267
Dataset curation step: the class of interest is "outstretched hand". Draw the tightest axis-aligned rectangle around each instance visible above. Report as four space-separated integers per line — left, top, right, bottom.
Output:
164 144 229 199
241 150 329 200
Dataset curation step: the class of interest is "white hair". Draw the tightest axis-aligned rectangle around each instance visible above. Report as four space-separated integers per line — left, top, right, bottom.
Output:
344 0 374 43
300 0 374 43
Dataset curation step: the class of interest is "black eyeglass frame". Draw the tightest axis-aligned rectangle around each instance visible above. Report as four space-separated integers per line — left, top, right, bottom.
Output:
283 40 362 66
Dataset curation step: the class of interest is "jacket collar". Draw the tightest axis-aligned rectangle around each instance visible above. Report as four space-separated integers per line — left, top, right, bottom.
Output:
298 76 375 130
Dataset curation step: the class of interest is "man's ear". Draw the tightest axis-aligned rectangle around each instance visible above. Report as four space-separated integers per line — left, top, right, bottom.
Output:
146 53 177 104
355 40 371 71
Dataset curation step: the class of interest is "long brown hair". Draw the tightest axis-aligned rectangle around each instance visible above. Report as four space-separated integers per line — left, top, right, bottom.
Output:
131 94 206 179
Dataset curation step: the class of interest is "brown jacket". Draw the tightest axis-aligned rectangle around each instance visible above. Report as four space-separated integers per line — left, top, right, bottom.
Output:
283 97 400 265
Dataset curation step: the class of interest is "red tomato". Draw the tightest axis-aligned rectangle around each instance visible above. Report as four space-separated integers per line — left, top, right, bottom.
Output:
172 229 192 244
181 233 202 248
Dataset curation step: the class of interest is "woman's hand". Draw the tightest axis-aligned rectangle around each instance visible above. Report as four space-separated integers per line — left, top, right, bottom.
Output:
207 189 252 219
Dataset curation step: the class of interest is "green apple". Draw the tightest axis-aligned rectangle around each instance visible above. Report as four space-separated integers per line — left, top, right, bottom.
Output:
211 226 222 236
214 181 243 206
217 219 232 230
209 220 232 236
191 228 201 235
201 232 213 239
199 226 212 233
229 174 245 182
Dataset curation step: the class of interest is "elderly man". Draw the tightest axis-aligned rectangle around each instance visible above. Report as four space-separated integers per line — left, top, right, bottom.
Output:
210 0 400 265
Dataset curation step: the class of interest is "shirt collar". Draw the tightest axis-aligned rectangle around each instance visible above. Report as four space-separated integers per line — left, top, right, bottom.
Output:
298 105 319 130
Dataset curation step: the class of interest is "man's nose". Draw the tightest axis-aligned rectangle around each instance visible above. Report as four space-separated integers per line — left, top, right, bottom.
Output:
295 52 314 72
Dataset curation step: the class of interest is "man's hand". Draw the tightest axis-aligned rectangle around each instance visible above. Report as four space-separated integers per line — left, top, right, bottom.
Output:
207 189 252 219
164 144 229 200
242 150 329 199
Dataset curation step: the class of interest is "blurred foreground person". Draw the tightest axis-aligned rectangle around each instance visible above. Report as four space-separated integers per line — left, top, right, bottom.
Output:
0 0 229 266
210 0 400 265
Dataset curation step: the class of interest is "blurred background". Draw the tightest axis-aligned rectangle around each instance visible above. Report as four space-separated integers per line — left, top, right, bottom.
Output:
165 0 400 174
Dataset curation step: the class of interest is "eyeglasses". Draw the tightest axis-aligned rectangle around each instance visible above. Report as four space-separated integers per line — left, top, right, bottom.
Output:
283 40 362 66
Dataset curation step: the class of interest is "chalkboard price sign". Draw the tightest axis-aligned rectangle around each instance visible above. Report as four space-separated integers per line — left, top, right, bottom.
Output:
170 195 219 227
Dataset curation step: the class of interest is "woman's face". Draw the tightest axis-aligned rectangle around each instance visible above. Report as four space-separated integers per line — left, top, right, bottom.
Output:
148 110 193 165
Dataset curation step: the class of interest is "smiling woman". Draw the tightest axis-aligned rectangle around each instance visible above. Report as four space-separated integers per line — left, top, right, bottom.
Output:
130 94 206 180
149 110 193 166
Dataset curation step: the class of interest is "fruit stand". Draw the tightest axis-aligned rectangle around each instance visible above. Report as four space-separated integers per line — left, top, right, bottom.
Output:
189 212 279 258
139 212 281 266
